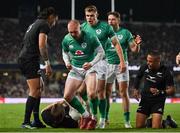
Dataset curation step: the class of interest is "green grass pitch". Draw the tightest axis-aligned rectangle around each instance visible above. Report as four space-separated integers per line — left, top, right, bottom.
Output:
0 103 180 132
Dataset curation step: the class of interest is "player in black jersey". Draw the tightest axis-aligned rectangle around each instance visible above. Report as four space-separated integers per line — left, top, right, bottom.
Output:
132 50 175 128
18 7 58 129
41 100 79 128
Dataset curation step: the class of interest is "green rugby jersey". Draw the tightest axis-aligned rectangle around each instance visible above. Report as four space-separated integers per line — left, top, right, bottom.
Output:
62 31 101 68
107 27 134 64
81 21 115 56
117 27 134 61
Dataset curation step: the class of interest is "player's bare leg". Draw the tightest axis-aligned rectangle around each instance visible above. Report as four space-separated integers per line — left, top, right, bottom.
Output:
152 113 163 128
85 72 98 129
22 78 41 129
77 82 90 112
105 83 113 126
136 112 147 128
64 78 90 129
97 79 107 128
118 81 132 128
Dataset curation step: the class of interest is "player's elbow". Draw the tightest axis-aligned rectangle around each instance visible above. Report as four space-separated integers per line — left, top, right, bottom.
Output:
167 87 176 96
171 87 176 96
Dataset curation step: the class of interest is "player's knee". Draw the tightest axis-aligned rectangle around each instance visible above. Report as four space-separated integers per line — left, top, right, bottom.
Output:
136 123 146 128
98 91 105 99
106 89 111 97
119 89 127 98
87 91 96 99
97 87 105 93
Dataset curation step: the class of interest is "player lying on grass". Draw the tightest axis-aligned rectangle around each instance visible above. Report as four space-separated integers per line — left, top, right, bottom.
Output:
41 99 80 128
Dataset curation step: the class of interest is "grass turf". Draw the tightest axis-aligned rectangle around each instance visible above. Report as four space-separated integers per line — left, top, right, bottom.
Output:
0 103 180 132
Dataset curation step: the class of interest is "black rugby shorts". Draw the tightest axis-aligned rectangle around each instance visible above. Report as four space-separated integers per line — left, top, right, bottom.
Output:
18 58 40 79
137 97 165 116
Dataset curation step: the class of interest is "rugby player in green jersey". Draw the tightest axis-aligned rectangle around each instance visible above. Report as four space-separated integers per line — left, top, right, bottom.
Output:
106 11 142 128
61 20 104 130
81 5 126 129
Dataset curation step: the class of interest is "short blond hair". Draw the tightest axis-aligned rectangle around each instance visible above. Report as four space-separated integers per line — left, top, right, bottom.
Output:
84 5 98 13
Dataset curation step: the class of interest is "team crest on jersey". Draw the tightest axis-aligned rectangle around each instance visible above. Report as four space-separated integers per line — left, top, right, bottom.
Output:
69 45 74 49
81 42 87 49
75 50 84 55
96 29 102 34
117 34 123 40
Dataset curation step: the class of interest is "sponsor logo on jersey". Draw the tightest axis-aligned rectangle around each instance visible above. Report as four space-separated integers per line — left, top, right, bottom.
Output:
81 42 87 49
117 34 123 40
75 50 84 55
96 29 102 34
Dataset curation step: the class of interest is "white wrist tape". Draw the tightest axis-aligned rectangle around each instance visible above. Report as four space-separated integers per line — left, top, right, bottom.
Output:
45 60 50 66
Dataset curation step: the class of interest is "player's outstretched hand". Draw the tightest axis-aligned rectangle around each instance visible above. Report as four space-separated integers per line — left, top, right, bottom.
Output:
134 35 142 45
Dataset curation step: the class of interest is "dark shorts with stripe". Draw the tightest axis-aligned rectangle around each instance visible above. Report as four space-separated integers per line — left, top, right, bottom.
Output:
18 58 40 79
137 97 165 116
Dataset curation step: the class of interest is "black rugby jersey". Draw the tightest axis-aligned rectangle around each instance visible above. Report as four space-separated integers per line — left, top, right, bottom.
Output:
18 19 50 60
41 105 78 128
133 64 174 99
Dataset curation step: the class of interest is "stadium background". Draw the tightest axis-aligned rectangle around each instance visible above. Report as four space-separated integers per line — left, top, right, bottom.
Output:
0 0 180 101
